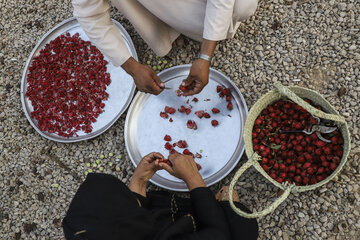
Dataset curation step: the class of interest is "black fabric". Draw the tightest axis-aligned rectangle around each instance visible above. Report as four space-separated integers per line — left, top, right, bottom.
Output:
63 173 258 240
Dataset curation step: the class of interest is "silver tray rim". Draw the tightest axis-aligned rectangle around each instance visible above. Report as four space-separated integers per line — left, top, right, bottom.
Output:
20 17 138 143
125 64 248 192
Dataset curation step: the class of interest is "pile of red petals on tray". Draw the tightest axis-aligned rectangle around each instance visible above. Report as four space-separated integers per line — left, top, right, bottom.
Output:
26 33 110 137
252 99 344 186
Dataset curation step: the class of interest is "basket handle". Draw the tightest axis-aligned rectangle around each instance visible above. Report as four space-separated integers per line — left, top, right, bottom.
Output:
274 82 346 124
228 155 293 218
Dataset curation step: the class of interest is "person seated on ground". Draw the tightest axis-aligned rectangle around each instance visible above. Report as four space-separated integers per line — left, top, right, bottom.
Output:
72 0 258 96
62 152 258 240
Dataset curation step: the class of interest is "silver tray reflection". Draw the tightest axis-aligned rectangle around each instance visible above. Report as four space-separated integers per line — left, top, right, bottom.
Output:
125 65 248 191
21 17 137 143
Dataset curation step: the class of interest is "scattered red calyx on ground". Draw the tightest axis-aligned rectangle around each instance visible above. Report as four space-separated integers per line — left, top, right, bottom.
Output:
160 112 169 119
252 98 344 186
26 33 110 137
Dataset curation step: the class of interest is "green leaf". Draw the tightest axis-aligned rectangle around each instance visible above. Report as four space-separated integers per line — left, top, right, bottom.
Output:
270 143 282 150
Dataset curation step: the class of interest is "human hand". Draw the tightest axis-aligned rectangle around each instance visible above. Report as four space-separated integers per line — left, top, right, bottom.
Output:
181 59 210 96
129 152 164 197
122 57 164 95
158 153 205 190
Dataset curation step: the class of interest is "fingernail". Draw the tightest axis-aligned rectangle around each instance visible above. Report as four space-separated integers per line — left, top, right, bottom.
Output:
160 83 164 87
181 82 186 86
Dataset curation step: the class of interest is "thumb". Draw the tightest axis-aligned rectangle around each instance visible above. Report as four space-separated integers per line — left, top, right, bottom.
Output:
181 76 193 87
152 72 165 88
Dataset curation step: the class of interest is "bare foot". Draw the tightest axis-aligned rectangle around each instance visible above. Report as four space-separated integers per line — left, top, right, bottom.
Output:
215 186 240 202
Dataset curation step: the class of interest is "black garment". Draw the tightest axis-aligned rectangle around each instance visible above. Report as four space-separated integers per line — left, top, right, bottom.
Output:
63 173 258 240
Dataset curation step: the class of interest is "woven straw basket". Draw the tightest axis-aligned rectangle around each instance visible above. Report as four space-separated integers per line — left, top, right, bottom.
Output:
228 82 351 218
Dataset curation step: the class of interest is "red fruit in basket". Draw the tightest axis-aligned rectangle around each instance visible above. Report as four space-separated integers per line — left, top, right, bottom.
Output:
316 140 326 148
255 118 262 125
262 158 269 164
227 102 233 110
336 150 343 157
185 108 192 115
192 97 198 102
291 140 299 146
304 152 312 161
262 164 270 172
280 172 287 179
178 105 186 112
211 120 219 127
279 163 286 171
316 175 324 182
317 167 324 174
338 137 344 145
222 88 230 96
314 148 322 155
307 167 315 175
330 163 337 171
164 106 176 114
204 112 211 118
164 135 172 141
187 120 197 130
195 153 202 159
280 134 287 140
306 146 314 152
273 163 279 170
321 161 330 167
295 145 303 152
212 108 220 114
303 162 311 169
305 136 312 143
302 177 310 185
289 165 296 172
216 85 222 93
297 155 305 163
160 112 169 119
333 156 341 164
270 112 277 118
195 110 205 119
289 134 295 140
294 176 302 183
285 158 292 165
277 177 284 184
294 122 302 129
295 168 301 175
323 146 331 155
270 173 277 179
165 142 173 150
226 95 231 102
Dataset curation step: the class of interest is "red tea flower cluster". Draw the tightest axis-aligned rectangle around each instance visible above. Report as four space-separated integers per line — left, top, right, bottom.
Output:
253 99 344 186
26 33 110 137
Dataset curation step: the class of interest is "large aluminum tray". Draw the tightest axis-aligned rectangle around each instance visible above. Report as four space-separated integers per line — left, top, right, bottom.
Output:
125 65 248 191
21 17 137 143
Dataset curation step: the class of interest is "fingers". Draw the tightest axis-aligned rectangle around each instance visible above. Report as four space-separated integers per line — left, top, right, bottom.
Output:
181 76 193 87
152 72 165 89
159 162 175 175
144 152 163 163
182 81 203 96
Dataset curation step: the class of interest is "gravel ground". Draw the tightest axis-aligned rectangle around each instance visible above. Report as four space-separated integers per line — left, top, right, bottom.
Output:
1 0 360 239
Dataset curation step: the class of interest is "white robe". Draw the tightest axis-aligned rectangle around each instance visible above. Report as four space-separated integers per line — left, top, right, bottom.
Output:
72 0 258 67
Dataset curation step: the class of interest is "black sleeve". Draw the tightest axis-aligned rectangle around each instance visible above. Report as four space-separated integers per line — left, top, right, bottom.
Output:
131 191 150 208
179 187 231 240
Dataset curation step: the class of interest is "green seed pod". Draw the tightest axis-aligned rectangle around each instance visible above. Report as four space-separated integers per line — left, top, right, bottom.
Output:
152 66 157 71
108 162 113 167
118 154 123 160
96 160 101 165
86 162 91 167
146 60 151 65
116 167 121 172
99 167 104 172
157 65 162 70
163 60 168 64
88 169 93 173
92 163 97 168
100 155 105 159
53 183 59 188
109 153 114 157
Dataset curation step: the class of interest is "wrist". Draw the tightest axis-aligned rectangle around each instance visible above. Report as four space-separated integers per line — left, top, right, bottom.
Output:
121 57 138 75
185 174 206 191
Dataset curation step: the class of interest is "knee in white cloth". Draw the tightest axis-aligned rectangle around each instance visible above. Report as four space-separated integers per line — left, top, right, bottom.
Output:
233 0 258 21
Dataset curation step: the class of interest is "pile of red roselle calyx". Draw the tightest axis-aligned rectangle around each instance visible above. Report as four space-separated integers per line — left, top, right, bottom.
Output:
26 33 110 137
252 99 344 186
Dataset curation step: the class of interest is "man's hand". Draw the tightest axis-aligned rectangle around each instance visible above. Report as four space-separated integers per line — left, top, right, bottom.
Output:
181 59 210 96
122 57 164 95
158 153 206 191
129 152 164 197
181 39 217 96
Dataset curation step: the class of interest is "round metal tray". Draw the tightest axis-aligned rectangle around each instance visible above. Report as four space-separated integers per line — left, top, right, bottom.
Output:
21 17 138 143
125 65 248 191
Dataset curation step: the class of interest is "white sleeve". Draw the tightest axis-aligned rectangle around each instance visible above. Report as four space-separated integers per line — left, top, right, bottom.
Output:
72 0 132 67
203 0 235 41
